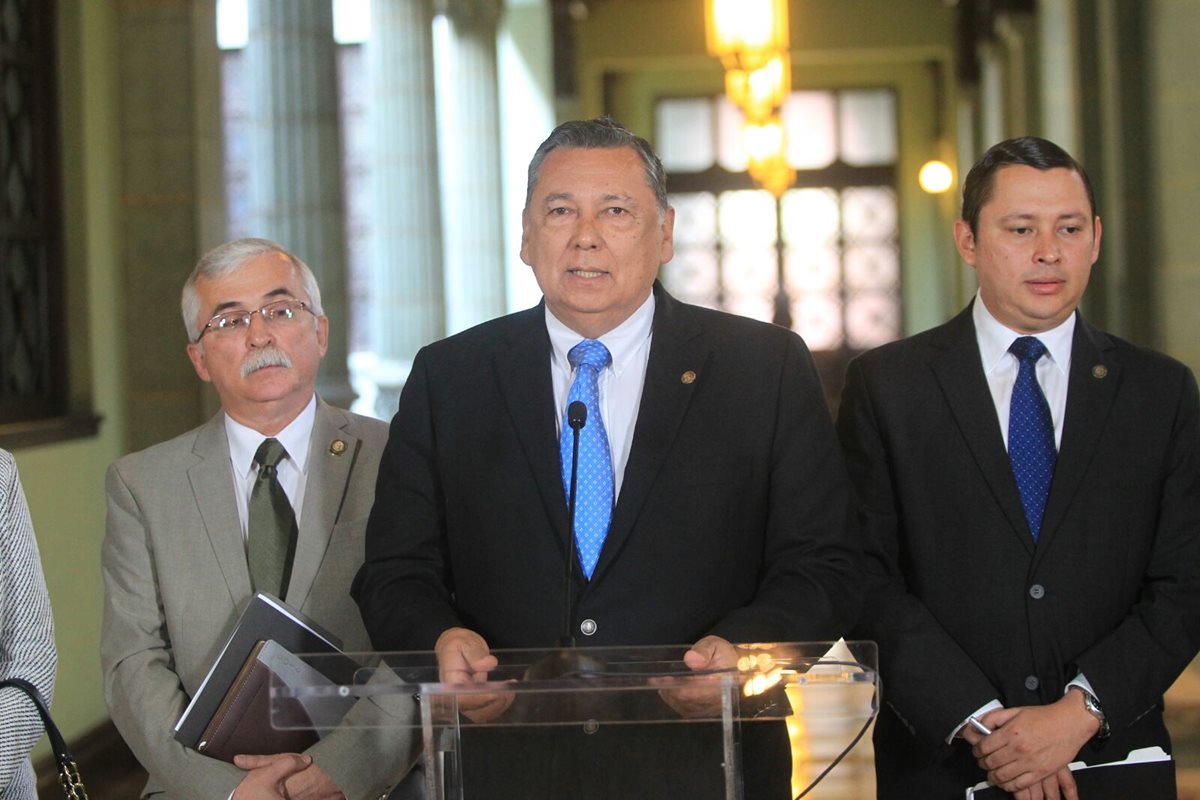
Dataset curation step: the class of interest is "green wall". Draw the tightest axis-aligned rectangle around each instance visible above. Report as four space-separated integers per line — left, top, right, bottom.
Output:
12 1 127 753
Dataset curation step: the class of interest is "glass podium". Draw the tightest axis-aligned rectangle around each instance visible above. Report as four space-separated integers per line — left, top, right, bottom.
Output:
271 640 878 800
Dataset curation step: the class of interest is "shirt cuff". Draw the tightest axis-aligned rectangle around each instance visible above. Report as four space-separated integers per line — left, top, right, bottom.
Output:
1064 672 1096 699
947 699 1004 744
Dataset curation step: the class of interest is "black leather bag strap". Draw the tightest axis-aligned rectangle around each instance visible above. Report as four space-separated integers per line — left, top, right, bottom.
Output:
0 678 89 799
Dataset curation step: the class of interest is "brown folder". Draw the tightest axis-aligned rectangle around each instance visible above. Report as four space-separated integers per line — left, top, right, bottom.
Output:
195 640 319 763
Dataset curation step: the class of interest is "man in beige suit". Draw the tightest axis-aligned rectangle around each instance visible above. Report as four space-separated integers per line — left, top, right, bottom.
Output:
102 239 414 799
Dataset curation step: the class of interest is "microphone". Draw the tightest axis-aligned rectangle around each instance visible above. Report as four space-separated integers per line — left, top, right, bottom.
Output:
568 399 587 430
522 400 605 683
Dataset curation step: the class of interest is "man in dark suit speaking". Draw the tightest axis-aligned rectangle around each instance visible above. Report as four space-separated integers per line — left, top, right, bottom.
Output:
837 137 1200 799
353 117 861 797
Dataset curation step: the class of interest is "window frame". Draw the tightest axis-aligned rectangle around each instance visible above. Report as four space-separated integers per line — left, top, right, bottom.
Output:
0 0 100 448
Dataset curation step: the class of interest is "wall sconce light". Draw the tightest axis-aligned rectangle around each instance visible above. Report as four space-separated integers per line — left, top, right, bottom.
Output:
919 61 955 195
918 159 954 194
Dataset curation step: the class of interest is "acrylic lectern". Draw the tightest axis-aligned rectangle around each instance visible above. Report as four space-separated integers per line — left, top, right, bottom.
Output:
272 640 877 800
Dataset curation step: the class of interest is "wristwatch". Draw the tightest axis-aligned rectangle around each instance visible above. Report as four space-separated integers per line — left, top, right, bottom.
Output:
1074 687 1110 740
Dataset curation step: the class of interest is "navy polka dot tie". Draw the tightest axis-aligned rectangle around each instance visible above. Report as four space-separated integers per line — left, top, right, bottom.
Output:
1008 336 1056 541
559 339 614 579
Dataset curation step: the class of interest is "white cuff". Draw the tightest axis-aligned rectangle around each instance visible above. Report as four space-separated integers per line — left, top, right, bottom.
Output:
947 699 1003 744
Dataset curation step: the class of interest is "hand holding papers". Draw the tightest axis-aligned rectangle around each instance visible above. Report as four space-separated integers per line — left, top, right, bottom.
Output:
174 593 349 760
970 690 1102 795
966 747 1175 799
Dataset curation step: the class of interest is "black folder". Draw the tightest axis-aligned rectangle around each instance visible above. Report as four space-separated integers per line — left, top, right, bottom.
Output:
173 592 346 751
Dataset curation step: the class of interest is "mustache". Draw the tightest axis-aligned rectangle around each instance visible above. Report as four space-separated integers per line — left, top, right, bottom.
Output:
240 346 292 378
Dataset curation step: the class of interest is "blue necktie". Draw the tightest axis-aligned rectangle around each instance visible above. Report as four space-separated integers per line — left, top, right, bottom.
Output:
560 340 614 579
1007 336 1056 541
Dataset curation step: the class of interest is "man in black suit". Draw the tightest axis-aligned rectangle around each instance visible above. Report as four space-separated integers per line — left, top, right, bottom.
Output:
838 137 1200 799
353 117 860 797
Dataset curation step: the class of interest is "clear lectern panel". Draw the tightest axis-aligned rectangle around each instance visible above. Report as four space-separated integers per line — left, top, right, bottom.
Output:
272 641 878 800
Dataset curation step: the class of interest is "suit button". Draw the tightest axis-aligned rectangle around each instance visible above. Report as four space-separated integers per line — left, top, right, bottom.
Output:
1029 584 1045 599
1024 675 1040 691
582 719 600 734
580 618 597 636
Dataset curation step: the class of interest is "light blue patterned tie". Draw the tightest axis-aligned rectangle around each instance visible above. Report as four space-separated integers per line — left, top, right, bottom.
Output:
560 339 614 579
1008 336 1056 541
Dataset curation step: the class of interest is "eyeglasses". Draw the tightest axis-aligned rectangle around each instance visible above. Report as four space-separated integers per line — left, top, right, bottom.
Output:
195 297 314 342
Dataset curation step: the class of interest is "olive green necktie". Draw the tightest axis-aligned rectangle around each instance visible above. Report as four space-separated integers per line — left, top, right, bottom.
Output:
248 438 298 597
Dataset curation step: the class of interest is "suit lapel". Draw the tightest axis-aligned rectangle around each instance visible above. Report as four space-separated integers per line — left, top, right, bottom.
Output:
929 307 1035 555
591 289 705 582
1034 317 1119 561
189 414 253 604
494 307 572 558
288 401 356 608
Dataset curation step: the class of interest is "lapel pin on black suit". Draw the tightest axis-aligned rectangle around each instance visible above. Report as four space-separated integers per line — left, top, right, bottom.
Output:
1092 365 1108 379
329 439 347 456
681 370 697 385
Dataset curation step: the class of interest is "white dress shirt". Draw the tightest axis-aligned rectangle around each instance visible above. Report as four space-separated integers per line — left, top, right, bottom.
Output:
546 293 655 500
225 394 317 539
973 292 1074 450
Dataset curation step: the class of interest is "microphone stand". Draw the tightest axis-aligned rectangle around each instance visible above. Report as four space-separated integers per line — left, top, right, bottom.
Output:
523 400 606 682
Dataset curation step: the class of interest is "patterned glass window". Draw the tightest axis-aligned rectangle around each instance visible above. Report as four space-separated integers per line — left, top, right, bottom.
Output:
656 89 901 404
0 0 63 425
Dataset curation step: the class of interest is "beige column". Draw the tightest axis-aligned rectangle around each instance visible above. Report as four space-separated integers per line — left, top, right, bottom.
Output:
244 0 353 407
437 0 508 335
366 0 444 415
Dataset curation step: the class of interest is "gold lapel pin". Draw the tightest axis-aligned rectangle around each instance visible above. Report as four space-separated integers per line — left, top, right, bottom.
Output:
1091 365 1108 379
681 370 697 385
329 439 347 456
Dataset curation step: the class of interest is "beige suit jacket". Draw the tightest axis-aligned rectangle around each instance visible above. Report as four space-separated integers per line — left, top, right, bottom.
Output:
102 400 414 799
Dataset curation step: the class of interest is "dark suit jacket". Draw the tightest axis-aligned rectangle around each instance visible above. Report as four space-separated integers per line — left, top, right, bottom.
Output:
837 305 1200 798
354 285 860 651
352 286 861 797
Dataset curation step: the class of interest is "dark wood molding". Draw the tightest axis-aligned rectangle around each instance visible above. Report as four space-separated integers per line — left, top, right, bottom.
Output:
955 0 1037 83
0 413 102 450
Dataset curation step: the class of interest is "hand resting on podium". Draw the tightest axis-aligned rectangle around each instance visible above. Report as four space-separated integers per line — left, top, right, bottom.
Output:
434 627 514 723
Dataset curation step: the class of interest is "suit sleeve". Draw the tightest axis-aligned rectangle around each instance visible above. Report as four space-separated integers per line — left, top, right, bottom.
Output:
1073 365 1200 730
354 349 464 650
306 680 421 799
101 462 244 800
837 357 1002 747
709 333 863 645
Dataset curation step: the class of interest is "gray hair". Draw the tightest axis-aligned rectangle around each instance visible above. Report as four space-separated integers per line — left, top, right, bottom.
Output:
181 237 324 342
524 117 669 214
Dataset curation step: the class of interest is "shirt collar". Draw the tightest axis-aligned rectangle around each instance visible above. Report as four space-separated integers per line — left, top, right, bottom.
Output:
973 290 1075 376
545 292 656 378
225 394 318 479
